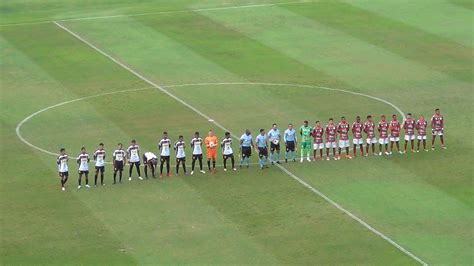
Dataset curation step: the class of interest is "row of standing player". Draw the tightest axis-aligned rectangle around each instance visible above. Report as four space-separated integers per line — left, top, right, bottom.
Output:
56 131 240 191
55 109 445 191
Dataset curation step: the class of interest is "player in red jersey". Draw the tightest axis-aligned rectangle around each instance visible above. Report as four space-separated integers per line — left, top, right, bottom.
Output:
337 116 352 160
389 114 402 154
378 115 390 155
352 116 364 157
416 115 428 152
364 115 377 156
403 113 416 153
325 118 337 160
312 121 325 160
431 108 446 150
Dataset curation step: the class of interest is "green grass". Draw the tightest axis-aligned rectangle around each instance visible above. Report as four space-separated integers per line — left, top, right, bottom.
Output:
1 0 473 264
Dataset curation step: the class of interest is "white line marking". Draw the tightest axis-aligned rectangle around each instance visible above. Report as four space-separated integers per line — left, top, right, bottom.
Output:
15 82 404 158
15 87 151 156
0 1 310 27
28 21 427 265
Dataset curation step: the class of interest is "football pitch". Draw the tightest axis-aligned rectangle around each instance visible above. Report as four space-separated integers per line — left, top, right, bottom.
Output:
1 0 473 264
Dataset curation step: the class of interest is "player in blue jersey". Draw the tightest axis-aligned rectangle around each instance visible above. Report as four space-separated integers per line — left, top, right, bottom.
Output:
268 123 281 164
239 129 254 168
255 129 269 170
284 123 297 163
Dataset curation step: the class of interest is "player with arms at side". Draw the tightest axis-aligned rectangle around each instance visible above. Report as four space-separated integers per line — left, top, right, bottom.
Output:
76 147 90 189
57 148 69 191
299 120 312 162
112 143 126 184
325 118 338 160
337 117 352 160
403 113 416 153
174 135 187 176
312 121 324 161
205 130 218 174
431 108 446 150
364 115 377 156
389 114 402 154
416 115 428 152
378 115 390 155
268 123 281 165
283 124 297 163
222 132 237 171
352 116 364 157
256 129 269 169
240 129 254 168
158 132 172 178
143 151 158 179
93 143 106 187
190 132 205 175
127 139 142 181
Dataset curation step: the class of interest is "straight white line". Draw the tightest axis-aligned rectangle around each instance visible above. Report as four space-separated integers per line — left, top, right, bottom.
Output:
52 21 427 265
0 1 310 27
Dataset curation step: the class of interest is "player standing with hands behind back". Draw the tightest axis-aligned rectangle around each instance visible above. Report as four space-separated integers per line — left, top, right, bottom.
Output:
431 108 446 150
57 148 69 191
93 143 106 187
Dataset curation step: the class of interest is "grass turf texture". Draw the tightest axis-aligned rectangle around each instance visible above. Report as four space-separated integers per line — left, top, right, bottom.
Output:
1 0 473 264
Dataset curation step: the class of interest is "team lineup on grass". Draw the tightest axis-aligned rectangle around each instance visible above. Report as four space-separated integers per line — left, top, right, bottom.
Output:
56 108 446 191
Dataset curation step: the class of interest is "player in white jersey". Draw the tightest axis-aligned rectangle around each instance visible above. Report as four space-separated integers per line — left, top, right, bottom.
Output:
93 143 106 187
174 135 187 175
112 143 126 184
190 132 205 175
127 139 143 181
143 151 158 179
57 148 69 191
221 132 237 171
76 147 91 189
159 132 172 177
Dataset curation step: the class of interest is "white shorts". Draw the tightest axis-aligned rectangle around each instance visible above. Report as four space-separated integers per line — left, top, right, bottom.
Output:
379 138 389 144
390 137 400 142
339 140 350 148
325 141 337 148
366 137 377 144
313 143 324 150
404 135 415 141
417 135 427 140
432 129 444 136
353 138 364 145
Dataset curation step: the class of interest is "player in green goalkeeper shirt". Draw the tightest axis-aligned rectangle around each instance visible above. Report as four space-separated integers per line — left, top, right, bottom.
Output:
299 120 312 162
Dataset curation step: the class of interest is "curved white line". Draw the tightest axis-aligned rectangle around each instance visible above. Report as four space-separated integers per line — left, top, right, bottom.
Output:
16 82 404 157
15 87 152 156
164 82 406 120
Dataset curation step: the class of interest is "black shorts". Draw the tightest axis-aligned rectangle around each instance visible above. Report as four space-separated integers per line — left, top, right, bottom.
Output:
176 157 186 163
95 166 105 172
285 141 295 152
241 146 252 158
192 154 203 161
258 147 268 158
129 161 140 167
270 142 280 152
78 170 89 175
59 171 69 178
147 158 158 166
114 161 124 171
223 154 234 160
160 156 170 163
